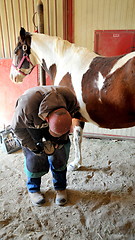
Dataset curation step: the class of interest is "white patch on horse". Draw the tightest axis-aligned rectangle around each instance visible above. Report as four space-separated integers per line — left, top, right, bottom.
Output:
97 72 105 91
31 34 57 67
96 72 105 102
109 52 135 75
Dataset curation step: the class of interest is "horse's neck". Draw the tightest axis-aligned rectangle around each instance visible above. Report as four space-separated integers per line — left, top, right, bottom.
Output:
31 33 98 85
31 33 71 68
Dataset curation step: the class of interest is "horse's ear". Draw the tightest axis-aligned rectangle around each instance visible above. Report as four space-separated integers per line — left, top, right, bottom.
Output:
20 27 26 41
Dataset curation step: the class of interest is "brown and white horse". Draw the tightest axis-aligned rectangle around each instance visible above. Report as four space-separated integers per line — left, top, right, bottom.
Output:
10 27 135 170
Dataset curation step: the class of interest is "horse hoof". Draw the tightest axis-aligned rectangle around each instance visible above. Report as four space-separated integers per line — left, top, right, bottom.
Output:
67 163 81 171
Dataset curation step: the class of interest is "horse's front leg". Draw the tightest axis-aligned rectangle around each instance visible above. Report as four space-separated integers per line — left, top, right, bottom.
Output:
68 119 85 171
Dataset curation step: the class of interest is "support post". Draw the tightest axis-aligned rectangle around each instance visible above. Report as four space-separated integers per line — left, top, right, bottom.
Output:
37 0 46 85
63 0 74 43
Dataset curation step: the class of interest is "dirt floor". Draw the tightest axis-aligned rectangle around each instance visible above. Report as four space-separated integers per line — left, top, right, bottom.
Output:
0 136 135 240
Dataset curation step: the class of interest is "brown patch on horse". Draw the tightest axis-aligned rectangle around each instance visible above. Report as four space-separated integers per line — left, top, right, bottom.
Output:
89 55 123 78
59 72 75 94
42 59 57 83
82 56 135 129
49 64 57 82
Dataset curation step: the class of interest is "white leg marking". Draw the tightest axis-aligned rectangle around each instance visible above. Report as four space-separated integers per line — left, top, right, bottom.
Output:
68 126 83 171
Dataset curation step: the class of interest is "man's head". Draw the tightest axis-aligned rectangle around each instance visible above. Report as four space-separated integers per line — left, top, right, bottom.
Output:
46 108 72 137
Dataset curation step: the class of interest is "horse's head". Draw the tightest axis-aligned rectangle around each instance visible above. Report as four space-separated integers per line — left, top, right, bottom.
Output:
10 27 35 83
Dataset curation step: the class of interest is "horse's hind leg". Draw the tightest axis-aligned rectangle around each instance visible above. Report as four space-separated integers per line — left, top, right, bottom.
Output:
68 119 85 171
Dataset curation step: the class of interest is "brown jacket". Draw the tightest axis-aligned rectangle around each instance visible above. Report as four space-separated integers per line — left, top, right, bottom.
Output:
11 85 80 150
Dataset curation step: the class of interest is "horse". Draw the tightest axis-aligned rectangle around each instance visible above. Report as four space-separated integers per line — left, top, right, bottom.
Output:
10 27 135 170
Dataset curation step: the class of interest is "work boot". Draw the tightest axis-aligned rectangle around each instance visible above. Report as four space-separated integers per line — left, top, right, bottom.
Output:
29 192 45 206
55 190 67 206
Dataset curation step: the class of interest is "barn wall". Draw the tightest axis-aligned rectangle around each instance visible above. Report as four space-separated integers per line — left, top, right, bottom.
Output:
0 0 63 58
74 0 135 51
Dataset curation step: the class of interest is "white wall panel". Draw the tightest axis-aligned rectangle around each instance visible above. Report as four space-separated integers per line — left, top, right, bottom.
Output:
84 123 135 139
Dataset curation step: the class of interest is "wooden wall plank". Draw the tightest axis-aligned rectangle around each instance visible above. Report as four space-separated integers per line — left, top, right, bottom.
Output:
5 0 16 58
12 0 21 39
126 0 135 28
97 0 104 29
102 0 110 29
26 0 35 32
0 16 5 58
0 0 10 58
81 0 88 47
56 0 63 38
74 0 82 46
19 0 28 30
86 0 93 50
48 0 57 36
120 0 128 29
42 0 50 34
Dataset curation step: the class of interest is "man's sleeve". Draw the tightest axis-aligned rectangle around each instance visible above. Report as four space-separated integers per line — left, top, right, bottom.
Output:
66 91 80 117
11 112 36 151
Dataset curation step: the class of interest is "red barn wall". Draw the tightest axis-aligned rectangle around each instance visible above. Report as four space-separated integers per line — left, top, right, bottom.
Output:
0 59 38 128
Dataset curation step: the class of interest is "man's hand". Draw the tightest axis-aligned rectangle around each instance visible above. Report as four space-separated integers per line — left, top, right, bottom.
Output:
32 142 44 155
32 141 58 156
43 141 55 155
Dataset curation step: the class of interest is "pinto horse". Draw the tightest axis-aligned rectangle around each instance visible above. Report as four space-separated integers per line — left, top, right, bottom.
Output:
10 27 135 170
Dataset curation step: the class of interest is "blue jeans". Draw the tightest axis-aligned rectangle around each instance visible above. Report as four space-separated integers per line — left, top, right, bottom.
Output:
27 156 67 192
23 141 70 193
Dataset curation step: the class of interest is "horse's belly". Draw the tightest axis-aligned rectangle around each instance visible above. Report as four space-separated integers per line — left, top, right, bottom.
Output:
86 103 135 129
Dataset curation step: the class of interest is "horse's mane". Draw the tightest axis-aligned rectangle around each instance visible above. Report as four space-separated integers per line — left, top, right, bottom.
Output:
31 32 97 61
